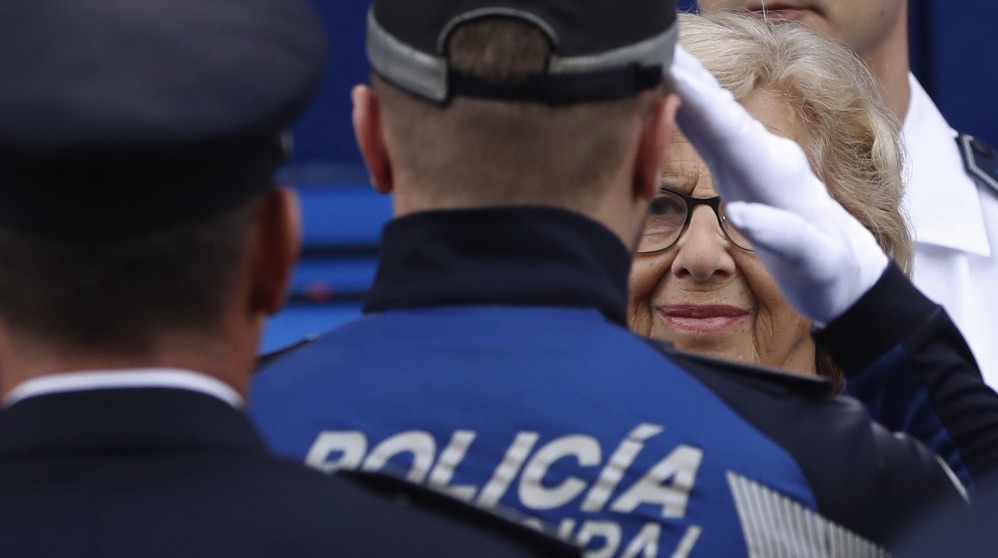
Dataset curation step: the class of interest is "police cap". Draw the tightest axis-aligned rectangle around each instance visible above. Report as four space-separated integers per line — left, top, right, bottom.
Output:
367 0 678 105
0 0 327 241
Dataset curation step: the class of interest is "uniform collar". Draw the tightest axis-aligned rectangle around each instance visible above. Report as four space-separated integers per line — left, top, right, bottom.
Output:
0 386 266 458
4 368 243 408
902 73 991 256
363 206 632 327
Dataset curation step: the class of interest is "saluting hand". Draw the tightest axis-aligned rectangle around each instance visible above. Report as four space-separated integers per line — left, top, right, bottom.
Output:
669 45 888 327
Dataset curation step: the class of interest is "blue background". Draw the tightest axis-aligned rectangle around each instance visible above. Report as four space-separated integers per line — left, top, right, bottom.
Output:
263 0 998 352
289 0 998 168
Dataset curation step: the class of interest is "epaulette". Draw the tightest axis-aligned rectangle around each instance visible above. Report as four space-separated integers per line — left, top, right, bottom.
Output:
254 333 321 372
957 133 998 196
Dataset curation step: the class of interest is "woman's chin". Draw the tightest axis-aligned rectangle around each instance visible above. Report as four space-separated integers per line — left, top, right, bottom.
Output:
650 322 753 361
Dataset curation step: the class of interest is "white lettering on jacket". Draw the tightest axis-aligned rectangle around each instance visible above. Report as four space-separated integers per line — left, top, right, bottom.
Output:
305 424 703 557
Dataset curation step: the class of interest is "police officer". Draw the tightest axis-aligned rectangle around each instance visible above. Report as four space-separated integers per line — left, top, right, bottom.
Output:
0 1 579 556
696 0 998 386
249 0 996 555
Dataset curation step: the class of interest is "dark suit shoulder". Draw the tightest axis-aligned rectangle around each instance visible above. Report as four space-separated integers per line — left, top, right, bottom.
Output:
340 470 579 556
246 455 581 557
0 389 577 558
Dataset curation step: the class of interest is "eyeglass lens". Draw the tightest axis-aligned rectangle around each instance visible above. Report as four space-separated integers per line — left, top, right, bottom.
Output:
637 189 753 253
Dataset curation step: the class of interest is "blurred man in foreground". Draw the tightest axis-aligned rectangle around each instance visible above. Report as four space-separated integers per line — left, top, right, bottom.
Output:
0 1 578 556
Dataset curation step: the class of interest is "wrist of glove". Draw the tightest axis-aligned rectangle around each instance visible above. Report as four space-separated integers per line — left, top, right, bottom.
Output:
670 45 888 327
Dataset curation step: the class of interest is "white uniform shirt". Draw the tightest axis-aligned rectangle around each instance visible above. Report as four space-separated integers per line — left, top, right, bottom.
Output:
3 368 244 408
903 73 998 384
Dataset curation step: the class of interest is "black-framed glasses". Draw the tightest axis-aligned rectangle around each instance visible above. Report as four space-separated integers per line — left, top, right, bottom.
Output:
637 187 754 253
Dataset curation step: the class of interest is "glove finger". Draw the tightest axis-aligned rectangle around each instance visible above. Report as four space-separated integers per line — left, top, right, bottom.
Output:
729 201 890 325
727 202 848 324
737 193 889 289
725 202 832 267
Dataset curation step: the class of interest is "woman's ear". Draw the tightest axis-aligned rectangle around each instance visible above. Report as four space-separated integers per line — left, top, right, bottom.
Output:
352 84 394 195
635 92 682 201
250 187 301 316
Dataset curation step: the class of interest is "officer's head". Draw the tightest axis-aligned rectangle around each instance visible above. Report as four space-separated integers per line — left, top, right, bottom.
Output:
354 0 681 245
0 0 326 371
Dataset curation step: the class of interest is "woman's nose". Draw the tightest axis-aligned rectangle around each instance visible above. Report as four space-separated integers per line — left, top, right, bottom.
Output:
670 207 737 282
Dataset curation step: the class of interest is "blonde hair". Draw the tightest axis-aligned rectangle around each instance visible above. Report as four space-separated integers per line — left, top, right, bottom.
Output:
678 12 913 388
679 12 911 272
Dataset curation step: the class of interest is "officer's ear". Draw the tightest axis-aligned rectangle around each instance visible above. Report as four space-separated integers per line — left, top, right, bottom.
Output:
352 84 394 195
249 187 301 316
634 92 681 201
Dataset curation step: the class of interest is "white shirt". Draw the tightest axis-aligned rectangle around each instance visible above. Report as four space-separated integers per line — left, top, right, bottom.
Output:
4 368 244 408
903 73 998 384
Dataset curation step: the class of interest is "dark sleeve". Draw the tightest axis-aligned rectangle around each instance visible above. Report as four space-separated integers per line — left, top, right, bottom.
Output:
814 263 998 494
664 348 965 548
891 472 998 556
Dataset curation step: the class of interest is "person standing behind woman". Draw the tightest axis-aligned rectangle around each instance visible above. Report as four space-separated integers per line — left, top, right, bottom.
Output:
629 12 912 391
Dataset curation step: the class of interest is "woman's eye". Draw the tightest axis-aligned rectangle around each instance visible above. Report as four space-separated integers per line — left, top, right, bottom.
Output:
650 196 685 215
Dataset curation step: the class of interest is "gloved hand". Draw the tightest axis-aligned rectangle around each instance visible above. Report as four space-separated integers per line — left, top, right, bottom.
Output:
669 45 888 327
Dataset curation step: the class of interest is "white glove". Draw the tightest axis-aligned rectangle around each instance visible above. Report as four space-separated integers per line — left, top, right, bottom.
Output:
669 45 888 327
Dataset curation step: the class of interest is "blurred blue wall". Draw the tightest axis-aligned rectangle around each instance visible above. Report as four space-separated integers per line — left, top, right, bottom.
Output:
290 1 370 169
923 0 998 142
290 0 998 168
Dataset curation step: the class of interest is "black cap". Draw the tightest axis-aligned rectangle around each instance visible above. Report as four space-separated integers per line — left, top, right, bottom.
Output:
368 0 678 105
0 0 328 241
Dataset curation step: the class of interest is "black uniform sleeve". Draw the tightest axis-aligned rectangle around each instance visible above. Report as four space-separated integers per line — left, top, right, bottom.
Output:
662 347 964 548
814 263 998 494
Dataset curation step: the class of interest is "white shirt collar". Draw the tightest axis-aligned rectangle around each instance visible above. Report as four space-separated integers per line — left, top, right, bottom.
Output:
4 368 244 408
902 73 991 256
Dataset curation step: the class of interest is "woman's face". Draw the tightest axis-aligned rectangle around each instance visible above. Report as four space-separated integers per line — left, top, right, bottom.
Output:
628 92 817 376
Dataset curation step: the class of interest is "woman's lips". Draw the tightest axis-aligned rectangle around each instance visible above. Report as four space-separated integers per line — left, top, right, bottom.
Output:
744 2 812 21
658 305 749 333
749 8 808 21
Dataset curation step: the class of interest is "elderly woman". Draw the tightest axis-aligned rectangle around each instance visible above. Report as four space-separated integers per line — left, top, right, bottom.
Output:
628 12 912 389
